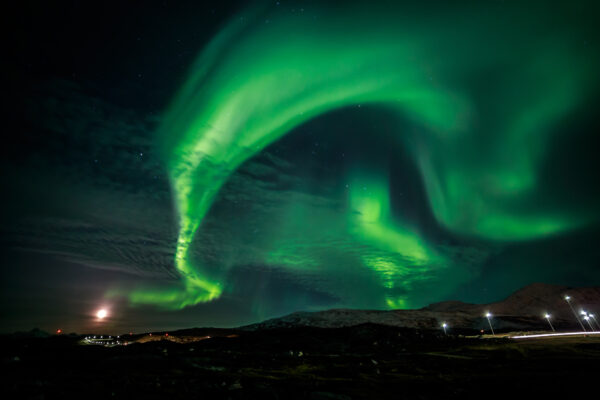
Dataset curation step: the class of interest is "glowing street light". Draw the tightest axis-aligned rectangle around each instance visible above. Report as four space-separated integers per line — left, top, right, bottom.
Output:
564 295 586 332
580 310 598 331
543 314 555 332
583 316 595 331
589 313 600 330
96 309 108 320
442 322 448 335
485 312 495 336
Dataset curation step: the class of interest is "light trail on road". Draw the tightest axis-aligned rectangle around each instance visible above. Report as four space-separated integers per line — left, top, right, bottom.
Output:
512 331 600 339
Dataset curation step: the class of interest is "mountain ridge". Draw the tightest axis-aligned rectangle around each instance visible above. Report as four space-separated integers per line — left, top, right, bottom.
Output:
241 283 600 332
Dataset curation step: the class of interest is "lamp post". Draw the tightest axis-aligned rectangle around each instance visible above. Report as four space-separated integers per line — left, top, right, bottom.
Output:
564 295 586 332
583 316 595 331
442 322 448 335
485 312 495 336
544 313 555 332
589 313 600 331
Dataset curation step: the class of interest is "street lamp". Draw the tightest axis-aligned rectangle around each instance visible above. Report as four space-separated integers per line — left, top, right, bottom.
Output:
544 313 555 332
442 322 448 335
580 310 598 331
564 295 586 332
588 313 600 331
485 312 495 336
583 316 595 331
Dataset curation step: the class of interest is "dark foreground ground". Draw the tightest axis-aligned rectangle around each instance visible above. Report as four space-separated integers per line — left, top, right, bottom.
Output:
2 324 600 399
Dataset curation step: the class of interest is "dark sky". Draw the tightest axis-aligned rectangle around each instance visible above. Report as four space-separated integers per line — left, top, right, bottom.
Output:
2 0 600 334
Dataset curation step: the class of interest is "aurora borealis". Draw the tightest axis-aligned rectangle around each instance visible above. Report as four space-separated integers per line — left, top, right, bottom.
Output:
3 0 600 333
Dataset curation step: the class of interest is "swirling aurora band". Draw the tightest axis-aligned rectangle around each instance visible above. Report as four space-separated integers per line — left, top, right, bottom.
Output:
124 2 599 309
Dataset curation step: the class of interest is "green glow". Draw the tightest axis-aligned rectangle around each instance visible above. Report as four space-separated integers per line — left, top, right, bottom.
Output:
124 2 599 308
347 173 442 304
385 297 408 309
349 174 432 264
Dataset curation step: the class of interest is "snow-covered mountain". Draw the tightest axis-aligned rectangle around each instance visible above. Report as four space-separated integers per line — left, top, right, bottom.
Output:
243 283 600 332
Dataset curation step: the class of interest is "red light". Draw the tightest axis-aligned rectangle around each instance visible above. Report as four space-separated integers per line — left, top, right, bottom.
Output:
165 333 169 337
56 329 62 334
149 333 152 336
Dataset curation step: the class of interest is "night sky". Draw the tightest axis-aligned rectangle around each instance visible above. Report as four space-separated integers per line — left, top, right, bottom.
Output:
3 0 600 334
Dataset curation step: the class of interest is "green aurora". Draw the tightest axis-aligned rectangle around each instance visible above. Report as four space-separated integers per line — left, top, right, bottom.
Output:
121 1 600 310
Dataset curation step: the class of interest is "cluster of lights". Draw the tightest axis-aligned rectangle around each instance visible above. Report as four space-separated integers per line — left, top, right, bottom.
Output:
448 296 600 339
563 295 600 332
83 335 126 347
580 310 600 331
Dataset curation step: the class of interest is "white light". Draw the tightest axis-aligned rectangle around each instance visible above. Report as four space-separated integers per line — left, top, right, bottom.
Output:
590 314 595 318
486 312 492 318
96 309 108 319
565 295 571 300
442 323 447 328
580 310 587 316
513 331 600 339
544 314 551 319
584 316 590 320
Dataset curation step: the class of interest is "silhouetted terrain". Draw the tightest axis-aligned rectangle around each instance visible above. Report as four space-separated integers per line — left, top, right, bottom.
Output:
3 324 600 399
3 283 600 399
